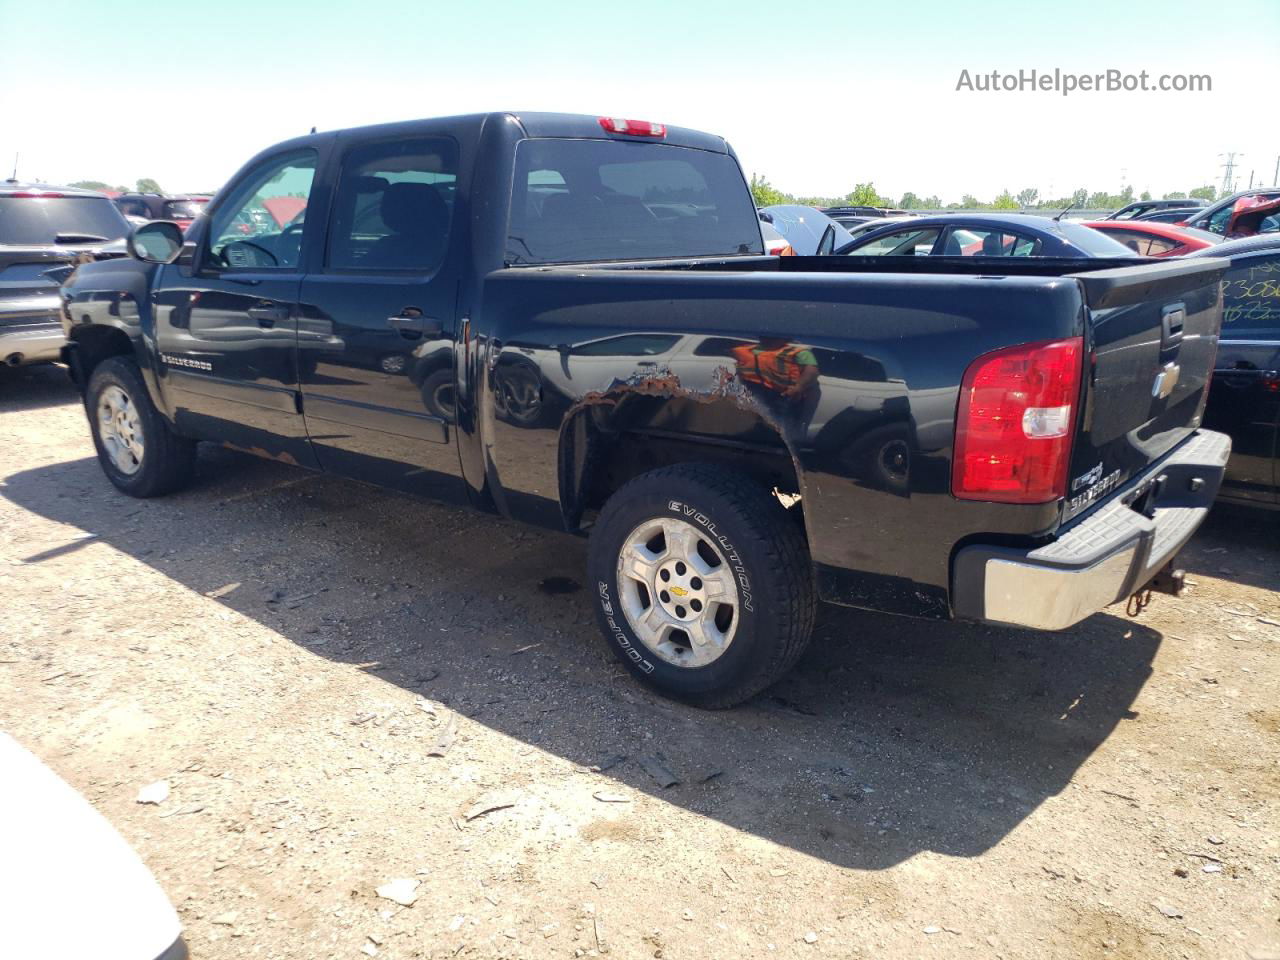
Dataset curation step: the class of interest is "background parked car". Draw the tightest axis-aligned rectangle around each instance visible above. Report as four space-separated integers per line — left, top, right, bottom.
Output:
1 181 129 367
759 204 855 255
835 213 1140 258
1180 188 1280 237
1188 234 1280 507
113 193 210 230
1105 198 1206 220
838 215 915 239
1136 206 1208 224
821 205 910 218
829 215 873 231
1082 220 1222 257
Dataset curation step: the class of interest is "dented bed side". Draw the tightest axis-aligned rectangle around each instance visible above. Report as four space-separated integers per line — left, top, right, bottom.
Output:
472 268 1091 618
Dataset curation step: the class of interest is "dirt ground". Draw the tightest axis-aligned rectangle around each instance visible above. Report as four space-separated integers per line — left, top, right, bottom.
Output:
1 362 1277 960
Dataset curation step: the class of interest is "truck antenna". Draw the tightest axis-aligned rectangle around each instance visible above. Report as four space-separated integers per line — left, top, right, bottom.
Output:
1053 202 1074 221
8 152 17 181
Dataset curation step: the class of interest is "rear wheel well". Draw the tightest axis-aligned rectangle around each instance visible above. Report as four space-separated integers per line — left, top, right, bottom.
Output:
560 396 805 533
70 325 134 385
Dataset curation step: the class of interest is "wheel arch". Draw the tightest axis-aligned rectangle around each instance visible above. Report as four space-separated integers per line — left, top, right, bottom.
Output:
556 385 811 539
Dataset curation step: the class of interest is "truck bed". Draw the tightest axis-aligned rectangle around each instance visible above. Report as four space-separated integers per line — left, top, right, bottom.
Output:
481 254 1226 616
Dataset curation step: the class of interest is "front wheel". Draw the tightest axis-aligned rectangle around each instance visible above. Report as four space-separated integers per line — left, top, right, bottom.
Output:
86 356 196 497
587 464 816 708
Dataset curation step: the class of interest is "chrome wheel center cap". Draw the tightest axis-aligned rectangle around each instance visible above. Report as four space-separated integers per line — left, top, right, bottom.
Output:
654 559 707 621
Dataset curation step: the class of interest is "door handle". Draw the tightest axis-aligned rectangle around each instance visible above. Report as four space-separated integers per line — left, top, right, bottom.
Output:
388 309 442 339
248 304 289 328
1217 366 1279 385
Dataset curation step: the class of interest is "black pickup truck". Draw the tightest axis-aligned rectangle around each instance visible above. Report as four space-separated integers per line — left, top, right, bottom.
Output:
59 111 1231 707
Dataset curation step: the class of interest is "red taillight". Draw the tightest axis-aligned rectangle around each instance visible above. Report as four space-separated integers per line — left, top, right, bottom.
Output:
598 117 666 138
953 337 1083 503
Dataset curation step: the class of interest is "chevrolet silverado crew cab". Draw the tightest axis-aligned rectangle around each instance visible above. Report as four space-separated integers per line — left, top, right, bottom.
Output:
60 112 1231 707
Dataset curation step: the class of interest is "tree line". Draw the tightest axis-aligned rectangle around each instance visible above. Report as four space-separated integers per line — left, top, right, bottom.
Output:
750 174 1223 211
68 178 169 194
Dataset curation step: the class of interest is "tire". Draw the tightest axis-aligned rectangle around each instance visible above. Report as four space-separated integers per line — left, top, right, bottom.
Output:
419 368 456 421
85 356 196 497
492 362 543 426
587 463 816 708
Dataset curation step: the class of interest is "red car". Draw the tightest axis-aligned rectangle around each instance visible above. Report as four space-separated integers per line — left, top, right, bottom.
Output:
1082 220 1221 257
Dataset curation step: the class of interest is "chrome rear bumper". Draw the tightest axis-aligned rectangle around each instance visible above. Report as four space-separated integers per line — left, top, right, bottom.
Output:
952 430 1231 630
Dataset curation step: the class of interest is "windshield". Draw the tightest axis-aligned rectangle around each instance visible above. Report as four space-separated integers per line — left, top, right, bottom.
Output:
0 196 130 245
164 199 208 220
507 139 763 264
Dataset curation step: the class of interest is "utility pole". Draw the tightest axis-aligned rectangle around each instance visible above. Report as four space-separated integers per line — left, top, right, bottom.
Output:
1247 170 1255 190
1219 152 1241 196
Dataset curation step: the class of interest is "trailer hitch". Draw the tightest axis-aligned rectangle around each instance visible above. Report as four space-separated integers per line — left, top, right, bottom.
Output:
1126 558 1186 616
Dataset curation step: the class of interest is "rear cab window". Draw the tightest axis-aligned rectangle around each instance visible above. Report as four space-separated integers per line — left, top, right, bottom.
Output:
507 139 762 264
0 195 129 245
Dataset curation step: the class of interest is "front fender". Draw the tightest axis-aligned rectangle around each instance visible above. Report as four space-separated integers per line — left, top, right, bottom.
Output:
61 258 167 411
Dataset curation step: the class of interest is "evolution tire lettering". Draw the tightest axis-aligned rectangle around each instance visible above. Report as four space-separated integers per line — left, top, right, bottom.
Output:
666 500 754 613
597 580 654 674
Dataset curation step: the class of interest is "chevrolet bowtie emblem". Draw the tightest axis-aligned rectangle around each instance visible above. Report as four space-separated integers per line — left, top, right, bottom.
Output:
670 586 689 597
1152 361 1181 400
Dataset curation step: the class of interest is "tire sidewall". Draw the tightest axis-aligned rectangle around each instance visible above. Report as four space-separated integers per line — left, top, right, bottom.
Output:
590 481 773 699
85 358 167 495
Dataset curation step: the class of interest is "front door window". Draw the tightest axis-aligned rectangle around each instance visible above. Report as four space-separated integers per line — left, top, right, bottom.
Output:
207 150 317 270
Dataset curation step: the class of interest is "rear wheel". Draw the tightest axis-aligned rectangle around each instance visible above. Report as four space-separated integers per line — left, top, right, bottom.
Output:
587 464 816 708
86 356 195 497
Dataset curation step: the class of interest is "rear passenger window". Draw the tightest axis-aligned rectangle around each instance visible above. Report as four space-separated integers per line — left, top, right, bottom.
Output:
1221 255 1280 340
326 138 458 272
854 228 939 256
573 334 680 356
1097 230 1177 256
943 227 1041 257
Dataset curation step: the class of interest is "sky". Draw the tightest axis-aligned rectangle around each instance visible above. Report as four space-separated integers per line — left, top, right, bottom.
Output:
1 0 1277 204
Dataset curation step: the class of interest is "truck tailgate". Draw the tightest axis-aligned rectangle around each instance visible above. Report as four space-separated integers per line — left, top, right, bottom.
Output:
1064 258 1228 520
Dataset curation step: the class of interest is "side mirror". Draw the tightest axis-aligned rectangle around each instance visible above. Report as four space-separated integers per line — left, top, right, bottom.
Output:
816 224 837 256
127 221 185 264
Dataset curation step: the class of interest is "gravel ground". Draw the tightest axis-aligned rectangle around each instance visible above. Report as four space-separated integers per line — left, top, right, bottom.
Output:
1 362 1277 960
